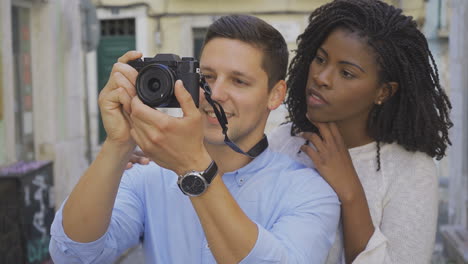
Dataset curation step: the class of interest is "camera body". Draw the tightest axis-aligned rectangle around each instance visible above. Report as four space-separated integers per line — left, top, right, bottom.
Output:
128 53 200 108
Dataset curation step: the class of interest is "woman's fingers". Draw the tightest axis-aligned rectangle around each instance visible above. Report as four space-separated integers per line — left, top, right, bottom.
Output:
302 132 324 153
300 143 323 165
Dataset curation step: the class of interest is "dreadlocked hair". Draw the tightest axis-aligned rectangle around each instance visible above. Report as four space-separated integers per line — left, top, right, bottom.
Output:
286 0 452 170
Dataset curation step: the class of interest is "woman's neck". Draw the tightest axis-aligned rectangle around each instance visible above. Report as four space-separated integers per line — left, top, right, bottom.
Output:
335 119 374 149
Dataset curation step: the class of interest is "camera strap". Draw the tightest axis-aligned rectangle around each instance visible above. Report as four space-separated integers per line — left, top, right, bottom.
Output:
200 77 268 158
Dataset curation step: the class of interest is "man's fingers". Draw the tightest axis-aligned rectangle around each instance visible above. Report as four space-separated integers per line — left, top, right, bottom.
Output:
109 63 139 88
174 80 198 118
130 96 170 127
118 50 142 63
102 87 132 114
113 71 137 98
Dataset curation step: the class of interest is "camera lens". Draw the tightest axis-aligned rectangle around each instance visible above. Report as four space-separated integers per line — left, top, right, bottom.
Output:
148 78 161 93
136 64 176 107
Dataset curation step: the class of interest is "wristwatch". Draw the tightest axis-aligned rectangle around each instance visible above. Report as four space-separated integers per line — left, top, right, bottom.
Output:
177 161 218 196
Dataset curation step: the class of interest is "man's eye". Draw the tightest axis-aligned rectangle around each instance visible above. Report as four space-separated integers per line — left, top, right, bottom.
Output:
234 78 247 85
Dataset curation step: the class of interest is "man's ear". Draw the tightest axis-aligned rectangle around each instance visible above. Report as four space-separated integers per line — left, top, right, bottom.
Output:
375 81 399 105
268 80 287 110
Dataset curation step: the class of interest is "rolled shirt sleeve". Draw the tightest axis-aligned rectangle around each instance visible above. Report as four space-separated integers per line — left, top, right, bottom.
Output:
49 170 145 264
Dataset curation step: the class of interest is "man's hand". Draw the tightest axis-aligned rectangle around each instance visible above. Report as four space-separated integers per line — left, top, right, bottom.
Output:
99 50 142 147
130 80 212 175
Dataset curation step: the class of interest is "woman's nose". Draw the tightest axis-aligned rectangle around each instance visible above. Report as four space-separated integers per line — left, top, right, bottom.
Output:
312 66 332 89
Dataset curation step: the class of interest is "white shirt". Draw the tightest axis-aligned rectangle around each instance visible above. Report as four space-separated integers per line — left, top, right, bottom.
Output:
268 123 438 264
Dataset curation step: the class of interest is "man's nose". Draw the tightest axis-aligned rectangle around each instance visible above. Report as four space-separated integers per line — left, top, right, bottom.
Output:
209 79 229 102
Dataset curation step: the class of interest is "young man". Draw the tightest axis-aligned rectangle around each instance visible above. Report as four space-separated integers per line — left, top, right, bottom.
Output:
49 15 340 263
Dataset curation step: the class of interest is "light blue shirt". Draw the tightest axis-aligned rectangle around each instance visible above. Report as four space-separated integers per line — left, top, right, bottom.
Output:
50 148 340 264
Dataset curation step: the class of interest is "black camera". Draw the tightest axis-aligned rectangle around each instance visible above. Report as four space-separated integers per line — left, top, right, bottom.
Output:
128 53 200 108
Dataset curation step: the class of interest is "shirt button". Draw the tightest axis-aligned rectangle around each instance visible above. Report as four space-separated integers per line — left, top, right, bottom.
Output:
205 244 210 249
239 178 244 184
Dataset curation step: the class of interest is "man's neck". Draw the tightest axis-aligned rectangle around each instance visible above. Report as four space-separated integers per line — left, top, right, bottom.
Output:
205 143 254 174
205 138 261 173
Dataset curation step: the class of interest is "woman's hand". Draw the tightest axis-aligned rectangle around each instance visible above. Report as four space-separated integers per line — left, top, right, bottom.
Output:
126 149 150 169
300 122 361 203
302 122 374 263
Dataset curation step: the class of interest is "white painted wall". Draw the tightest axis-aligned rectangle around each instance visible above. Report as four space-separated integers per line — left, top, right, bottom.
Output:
448 0 468 228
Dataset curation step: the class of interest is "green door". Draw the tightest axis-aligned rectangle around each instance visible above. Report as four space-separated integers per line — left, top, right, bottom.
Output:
96 19 135 144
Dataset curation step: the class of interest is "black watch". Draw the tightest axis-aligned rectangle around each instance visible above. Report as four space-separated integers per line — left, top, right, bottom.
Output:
177 161 218 196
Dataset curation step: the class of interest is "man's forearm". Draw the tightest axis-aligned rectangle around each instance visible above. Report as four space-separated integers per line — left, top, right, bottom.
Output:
191 176 258 264
62 139 135 243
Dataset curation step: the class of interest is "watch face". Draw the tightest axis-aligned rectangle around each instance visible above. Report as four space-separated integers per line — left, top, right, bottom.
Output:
180 174 206 196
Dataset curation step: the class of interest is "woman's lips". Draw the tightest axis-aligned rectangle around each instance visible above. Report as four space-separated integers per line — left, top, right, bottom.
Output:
307 89 328 106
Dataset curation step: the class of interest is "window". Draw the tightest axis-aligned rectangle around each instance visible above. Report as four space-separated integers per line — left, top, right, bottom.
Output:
12 5 34 161
193 28 207 60
97 18 136 144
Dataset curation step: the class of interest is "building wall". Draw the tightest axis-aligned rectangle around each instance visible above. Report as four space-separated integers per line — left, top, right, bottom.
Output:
0 0 89 207
448 0 468 228
0 15 5 165
1 0 15 166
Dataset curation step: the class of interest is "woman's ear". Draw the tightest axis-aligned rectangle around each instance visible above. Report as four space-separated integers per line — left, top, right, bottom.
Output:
375 82 399 105
268 80 287 110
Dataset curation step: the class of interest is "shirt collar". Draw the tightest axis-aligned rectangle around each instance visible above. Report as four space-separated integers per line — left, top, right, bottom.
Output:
223 147 272 186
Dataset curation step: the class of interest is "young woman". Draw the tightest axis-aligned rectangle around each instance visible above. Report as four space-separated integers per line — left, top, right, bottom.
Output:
269 0 452 263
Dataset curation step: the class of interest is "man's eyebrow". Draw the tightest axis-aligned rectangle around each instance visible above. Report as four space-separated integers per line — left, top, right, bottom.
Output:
317 47 366 73
201 66 255 81
232 70 254 81
200 66 214 72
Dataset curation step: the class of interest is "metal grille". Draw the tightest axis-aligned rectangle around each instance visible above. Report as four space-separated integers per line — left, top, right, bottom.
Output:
100 19 135 36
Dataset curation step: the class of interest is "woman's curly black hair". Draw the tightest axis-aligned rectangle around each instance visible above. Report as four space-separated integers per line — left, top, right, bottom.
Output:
286 0 452 169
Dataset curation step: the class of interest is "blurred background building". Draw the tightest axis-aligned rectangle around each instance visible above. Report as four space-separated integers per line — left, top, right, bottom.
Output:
1 0 467 263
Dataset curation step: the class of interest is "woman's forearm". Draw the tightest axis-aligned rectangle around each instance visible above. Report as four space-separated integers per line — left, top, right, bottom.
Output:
340 181 375 264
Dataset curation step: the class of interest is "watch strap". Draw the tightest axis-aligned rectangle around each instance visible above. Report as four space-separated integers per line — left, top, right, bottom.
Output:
202 160 218 184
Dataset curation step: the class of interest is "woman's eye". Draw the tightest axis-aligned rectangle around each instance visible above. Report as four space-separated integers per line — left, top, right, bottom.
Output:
314 56 325 64
342 70 355 79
